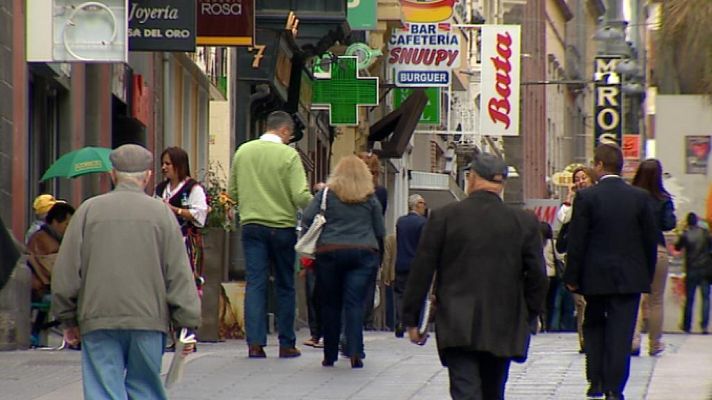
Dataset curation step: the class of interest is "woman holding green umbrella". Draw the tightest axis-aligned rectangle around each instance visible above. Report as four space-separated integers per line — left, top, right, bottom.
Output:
154 147 208 296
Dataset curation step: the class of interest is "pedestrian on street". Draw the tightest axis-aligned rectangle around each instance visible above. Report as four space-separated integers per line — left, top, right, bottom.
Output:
556 166 598 353
300 256 323 348
630 158 677 356
674 212 711 334
25 194 59 244
542 221 574 333
403 152 548 400
393 194 427 338
51 144 201 400
357 152 387 331
563 144 658 400
228 110 312 359
155 146 209 295
301 155 385 368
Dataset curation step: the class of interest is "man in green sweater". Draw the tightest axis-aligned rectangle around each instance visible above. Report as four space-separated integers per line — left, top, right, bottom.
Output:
228 111 312 358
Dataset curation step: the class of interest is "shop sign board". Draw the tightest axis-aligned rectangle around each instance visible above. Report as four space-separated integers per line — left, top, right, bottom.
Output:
685 135 711 175
128 0 196 51
393 87 440 125
594 56 623 146
479 24 521 136
196 0 254 46
27 0 128 62
347 0 377 30
311 57 378 126
388 23 461 87
622 134 641 160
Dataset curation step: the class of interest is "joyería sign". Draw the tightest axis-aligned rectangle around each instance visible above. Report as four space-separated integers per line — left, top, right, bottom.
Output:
128 0 196 52
479 25 521 136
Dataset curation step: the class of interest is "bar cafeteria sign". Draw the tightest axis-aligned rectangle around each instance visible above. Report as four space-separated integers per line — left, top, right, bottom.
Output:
128 0 196 52
197 0 254 46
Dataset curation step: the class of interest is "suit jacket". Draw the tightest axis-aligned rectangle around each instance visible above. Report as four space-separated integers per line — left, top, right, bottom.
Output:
402 190 548 361
563 176 658 295
395 212 427 273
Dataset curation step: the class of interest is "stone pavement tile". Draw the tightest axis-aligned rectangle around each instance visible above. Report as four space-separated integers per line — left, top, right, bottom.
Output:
646 334 712 400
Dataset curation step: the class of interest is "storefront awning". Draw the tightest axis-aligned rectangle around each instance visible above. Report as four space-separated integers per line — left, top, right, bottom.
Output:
368 89 428 159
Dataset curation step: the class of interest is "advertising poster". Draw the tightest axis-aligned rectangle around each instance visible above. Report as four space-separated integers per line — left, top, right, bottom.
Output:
685 135 711 175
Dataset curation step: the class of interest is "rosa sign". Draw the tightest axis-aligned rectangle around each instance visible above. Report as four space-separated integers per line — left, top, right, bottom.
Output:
479 25 521 136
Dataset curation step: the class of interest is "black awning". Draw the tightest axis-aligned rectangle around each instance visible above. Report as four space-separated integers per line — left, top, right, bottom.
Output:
368 89 428 158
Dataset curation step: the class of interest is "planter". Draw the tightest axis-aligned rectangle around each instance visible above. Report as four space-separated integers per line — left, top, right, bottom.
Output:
197 228 229 342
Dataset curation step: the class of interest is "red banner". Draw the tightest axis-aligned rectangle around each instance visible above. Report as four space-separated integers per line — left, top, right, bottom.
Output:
196 0 254 46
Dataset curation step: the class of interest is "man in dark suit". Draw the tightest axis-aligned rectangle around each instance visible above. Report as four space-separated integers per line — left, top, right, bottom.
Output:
393 194 428 338
403 152 548 400
563 144 657 400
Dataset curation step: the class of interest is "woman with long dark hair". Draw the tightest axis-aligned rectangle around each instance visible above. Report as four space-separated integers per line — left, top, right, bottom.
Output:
630 159 676 356
154 147 208 293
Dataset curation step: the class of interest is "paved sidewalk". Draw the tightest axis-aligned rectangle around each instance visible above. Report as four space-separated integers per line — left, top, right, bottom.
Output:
0 332 710 399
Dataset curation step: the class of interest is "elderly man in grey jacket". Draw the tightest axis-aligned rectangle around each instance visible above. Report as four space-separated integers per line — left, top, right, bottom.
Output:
52 144 201 400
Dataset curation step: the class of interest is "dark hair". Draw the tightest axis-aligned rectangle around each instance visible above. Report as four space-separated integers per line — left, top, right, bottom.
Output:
572 166 598 184
632 159 670 200
161 147 191 181
265 111 294 132
687 212 698 226
594 144 623 175
539 221 553 240
45 202 75 224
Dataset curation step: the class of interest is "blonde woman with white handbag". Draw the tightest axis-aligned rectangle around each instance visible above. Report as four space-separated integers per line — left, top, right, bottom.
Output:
301 155 386 369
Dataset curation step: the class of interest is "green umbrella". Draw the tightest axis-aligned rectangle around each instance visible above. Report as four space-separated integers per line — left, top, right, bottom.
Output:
40 146 113 181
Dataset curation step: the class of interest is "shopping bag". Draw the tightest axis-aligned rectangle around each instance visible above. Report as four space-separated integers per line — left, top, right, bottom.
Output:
295 188 328 259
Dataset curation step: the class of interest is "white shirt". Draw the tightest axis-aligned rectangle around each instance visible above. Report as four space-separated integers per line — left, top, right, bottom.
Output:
260 133 283 144
159 179 208 228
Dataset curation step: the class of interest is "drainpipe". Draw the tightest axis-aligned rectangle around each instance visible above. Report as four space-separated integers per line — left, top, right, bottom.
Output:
162 53 171 149
244 83 270 141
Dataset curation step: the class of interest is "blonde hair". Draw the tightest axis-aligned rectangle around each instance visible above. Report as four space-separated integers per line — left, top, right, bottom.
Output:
327 155 375 203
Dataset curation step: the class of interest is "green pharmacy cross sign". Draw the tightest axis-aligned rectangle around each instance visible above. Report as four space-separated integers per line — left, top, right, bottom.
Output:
311 56 379 125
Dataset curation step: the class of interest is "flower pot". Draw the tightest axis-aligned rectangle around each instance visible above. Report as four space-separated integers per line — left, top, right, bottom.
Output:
197 228 229 342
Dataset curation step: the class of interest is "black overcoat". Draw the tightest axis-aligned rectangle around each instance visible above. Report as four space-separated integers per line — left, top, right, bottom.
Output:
402 190 548 363
563 176 658 295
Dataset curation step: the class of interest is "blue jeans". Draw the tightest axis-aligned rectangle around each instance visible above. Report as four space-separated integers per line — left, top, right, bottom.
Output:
683 273 710 331
316 248 379 362
242 224 297 348
82 329 165 400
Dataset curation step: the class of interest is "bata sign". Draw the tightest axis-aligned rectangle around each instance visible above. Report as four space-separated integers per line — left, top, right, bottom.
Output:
388 23 461 87
479 25 521 136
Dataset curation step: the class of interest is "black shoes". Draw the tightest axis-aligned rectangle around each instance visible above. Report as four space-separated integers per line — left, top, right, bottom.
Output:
586 383 604 399
605 392 624 400
395 324 405 338
350 356 363 368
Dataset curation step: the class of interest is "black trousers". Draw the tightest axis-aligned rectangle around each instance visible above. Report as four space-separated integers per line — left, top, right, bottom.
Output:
440 348 511 400
583 293 641 394
393 271 409 327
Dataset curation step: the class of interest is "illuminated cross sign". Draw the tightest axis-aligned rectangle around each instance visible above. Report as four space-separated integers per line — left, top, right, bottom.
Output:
311 56 379 125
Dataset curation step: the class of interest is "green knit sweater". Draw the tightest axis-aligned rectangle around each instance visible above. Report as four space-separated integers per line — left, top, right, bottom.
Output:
228 138 312 228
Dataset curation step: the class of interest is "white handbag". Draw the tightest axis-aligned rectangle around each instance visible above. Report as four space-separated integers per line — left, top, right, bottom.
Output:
295 188 328 259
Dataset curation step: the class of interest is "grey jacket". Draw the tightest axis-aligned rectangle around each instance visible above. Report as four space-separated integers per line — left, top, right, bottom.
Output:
302 189 385 250
52 183 201 334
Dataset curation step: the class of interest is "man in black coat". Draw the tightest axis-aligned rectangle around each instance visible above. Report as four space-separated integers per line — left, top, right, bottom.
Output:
403 152 548 400
563 144 657 400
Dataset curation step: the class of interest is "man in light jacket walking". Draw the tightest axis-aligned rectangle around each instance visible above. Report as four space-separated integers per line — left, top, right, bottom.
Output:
52 144 201 400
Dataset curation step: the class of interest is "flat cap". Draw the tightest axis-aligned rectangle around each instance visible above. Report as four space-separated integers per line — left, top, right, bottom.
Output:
110 144 153 173
467 152 508 183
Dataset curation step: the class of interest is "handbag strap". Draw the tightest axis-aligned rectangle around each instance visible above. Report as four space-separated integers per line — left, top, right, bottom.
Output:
320 187 329 212
550 238 558 262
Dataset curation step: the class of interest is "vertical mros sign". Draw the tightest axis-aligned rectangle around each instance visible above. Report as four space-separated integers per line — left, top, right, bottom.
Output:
479 25 521 136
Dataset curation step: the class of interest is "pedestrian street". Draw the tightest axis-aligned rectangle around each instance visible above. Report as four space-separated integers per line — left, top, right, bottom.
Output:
3 331 711 400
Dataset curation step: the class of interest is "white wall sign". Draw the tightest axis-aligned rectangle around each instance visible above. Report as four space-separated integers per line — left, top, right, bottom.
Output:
388 23 461 87
27 0 128 63
479 25 521 136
